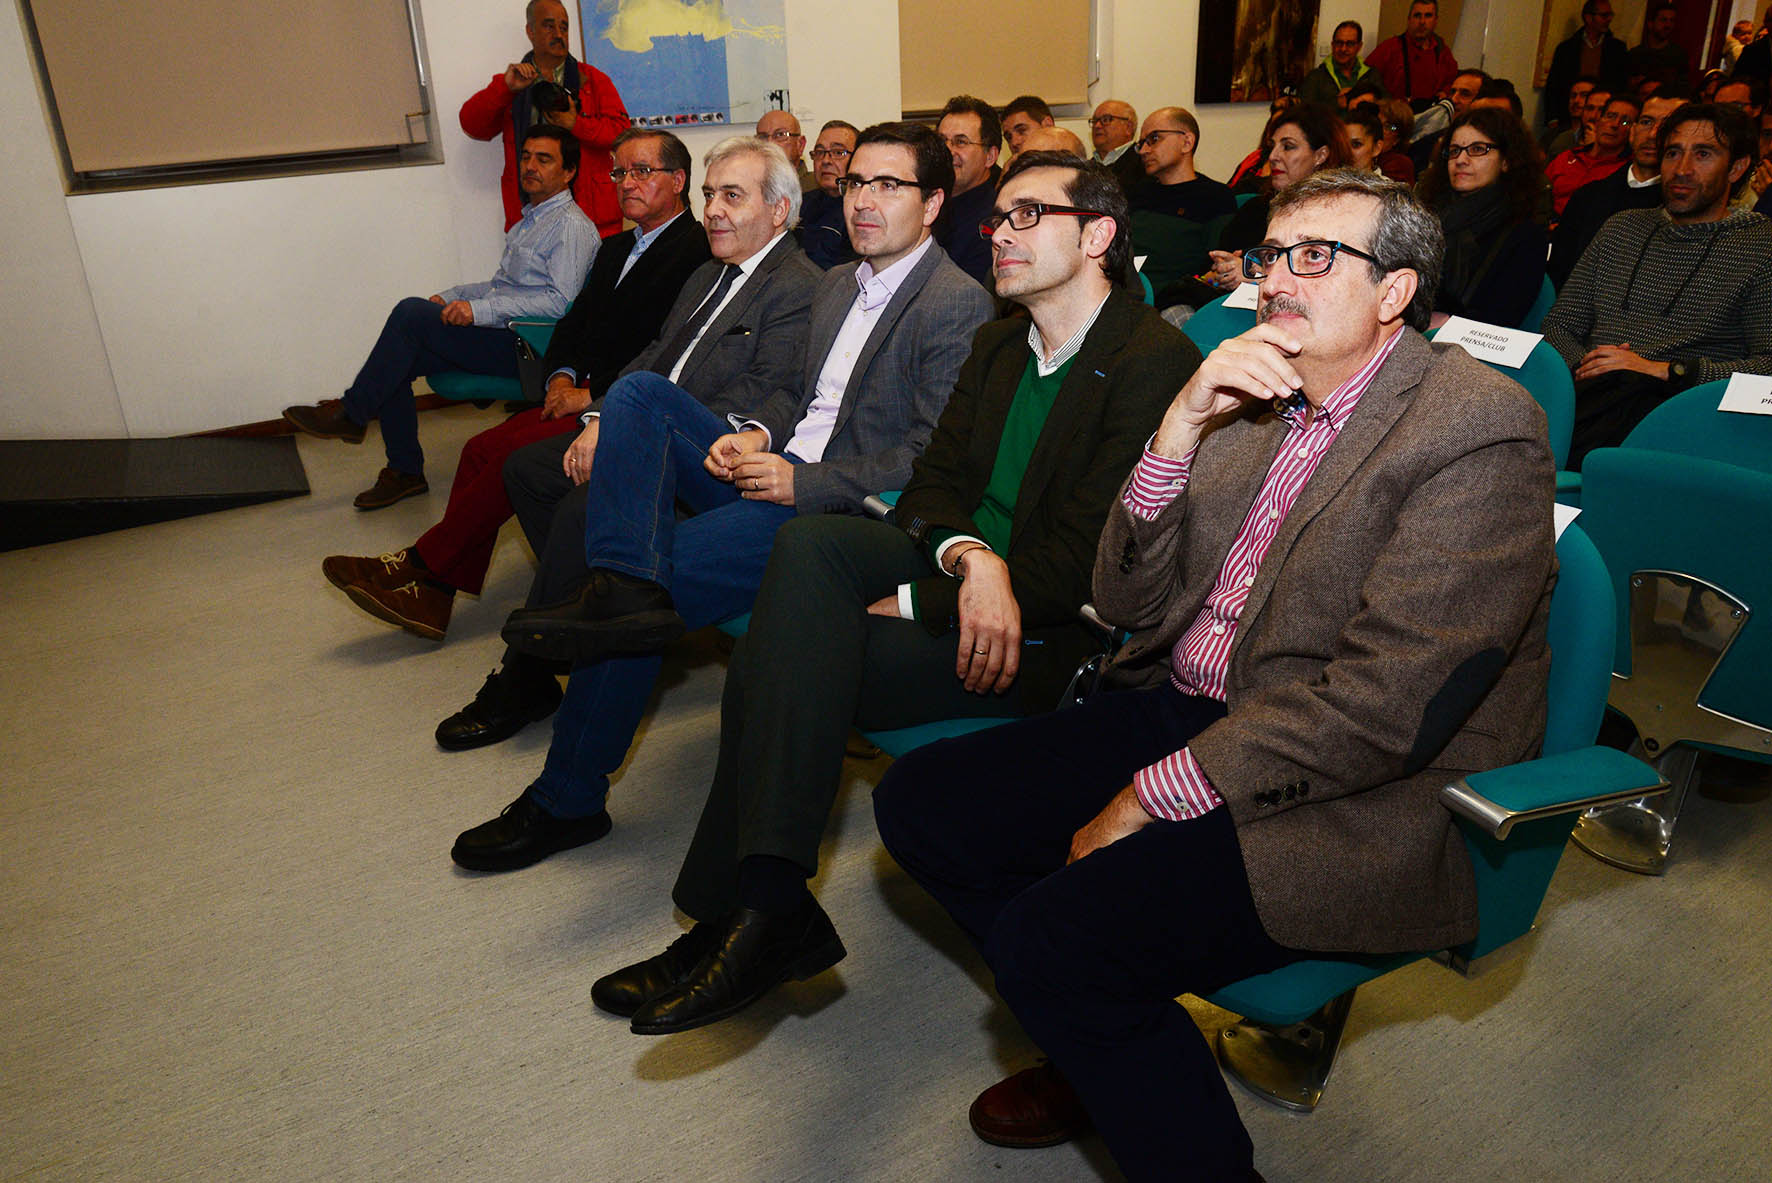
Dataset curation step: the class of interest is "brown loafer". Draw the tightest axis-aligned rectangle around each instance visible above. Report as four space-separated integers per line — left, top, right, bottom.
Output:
353 468 428 510
283 400 366 444
322 548 420 592
343 575 453 640
968 1062 1091 1149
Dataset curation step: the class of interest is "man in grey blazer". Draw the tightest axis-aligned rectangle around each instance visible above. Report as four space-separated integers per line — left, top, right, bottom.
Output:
875 170 1558 1180
450 122 992 871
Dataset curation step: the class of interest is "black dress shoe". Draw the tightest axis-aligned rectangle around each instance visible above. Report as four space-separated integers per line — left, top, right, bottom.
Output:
628 901 845 1035
450 792 611 872
500 569 686 663
435 668 563 751
591 922 719 1018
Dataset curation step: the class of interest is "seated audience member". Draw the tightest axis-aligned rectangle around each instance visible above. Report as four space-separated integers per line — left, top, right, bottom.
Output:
452 122 993 872
1404 67 1486 175
1376 99 1418 182
1342 107 1385 172
1341 74 1386 112
458 0 628 234
1417 109 1548 329
1365 0 1460 103
1020 126 1088 158
586 153 1201 1037
284 125 596 510
1546 92 1637 217
1189 106 1351 306
1301 21 1382 109
1549 92 1682 288
757 109 815 192
1542 102 1772 466
1735 11 1772 82
1751 109 1772 213
1088 100 1145 191
1545 77 1601 154
1727 19 1756 71
1226 117 1277 193
321 129 710 640
1627 3 1691 95
1000 96 1057 155
1716 75 1767 119
935 95 1004 285
1545 3 1627 140
428 136 820 751
1471 77 1524 118
1127 107 1238 294
799 120 861 270
1697 69 1726 102
874 168 1556 1182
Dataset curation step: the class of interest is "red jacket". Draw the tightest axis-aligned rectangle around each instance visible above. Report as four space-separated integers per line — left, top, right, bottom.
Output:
459 59 629 235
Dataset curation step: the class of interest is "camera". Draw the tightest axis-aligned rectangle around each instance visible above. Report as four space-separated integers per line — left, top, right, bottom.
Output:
530 80 574 116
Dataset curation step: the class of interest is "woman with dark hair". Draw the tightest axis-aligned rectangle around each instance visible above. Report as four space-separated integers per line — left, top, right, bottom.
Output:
1186 106 1352 303
1416 107 1547 329
1343 108 1384 172
1375 99 1417 184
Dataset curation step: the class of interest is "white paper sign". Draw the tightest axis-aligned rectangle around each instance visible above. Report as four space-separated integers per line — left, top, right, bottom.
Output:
1436 316 1542 369
1717 371 1772 416
1554 502 1580 540
1134 254 1149 272
1222 282 1260 310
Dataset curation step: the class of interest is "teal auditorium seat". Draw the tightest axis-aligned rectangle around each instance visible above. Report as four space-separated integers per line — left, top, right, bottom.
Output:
1179 294 1256 354
1428 330 1575 470
1520 275 1555 332
1203 524 1665 1111
1569 443 1772 874
427 318 557 403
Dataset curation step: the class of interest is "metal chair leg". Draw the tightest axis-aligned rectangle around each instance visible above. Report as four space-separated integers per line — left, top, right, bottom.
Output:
1572 745 1697 875
1213 990 1355 1113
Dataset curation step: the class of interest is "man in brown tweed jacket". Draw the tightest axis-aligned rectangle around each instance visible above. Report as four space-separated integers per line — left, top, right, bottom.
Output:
875 169 1558 1181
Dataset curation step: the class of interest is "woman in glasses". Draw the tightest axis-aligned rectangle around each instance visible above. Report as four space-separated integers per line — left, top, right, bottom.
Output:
1416 108 1547 330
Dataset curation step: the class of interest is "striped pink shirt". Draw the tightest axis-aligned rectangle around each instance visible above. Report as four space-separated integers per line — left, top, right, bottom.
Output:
1121 328 1405 821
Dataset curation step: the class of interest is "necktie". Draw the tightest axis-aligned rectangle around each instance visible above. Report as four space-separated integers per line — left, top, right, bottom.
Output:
658 264 740 374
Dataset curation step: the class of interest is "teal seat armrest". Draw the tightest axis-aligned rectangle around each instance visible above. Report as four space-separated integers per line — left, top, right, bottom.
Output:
507 318 558 354
1442 746 1668 839
1555 469 1581 505
862 490 902 521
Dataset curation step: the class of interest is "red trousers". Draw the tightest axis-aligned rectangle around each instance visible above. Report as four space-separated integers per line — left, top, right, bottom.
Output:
413 408 579 595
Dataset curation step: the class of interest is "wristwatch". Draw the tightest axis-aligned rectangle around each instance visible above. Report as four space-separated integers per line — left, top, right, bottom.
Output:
1666 357 1697 390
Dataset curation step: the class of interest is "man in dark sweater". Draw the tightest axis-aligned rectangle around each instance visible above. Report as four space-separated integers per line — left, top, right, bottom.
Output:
934 95 1003 284
1126 106 1237 295
587 153 1201 1038
1549 92 1680 288
1542 103 1772 466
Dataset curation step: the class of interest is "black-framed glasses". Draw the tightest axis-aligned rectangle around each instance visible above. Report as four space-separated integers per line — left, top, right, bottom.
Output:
1088 113 1132 127
1132 128 1188 151
809 146 852 161
756 128 799 143
940 134 984 150
1241 239 1378 280
609 164 671 182
1443 141 1500 159
835 174 925 197
977 202 1105 238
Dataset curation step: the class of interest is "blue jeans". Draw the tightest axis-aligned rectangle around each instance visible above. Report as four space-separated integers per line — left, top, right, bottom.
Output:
528 371 798 817
341 297 518 474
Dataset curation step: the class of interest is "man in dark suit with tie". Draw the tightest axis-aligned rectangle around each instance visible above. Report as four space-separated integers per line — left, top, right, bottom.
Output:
874 169 1557 1181
585 152 1201 1037
424 135 821 750
450 121 993 871
321 129 710 643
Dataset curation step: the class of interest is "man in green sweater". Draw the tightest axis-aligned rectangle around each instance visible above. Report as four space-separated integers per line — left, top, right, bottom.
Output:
587 151 1202 1036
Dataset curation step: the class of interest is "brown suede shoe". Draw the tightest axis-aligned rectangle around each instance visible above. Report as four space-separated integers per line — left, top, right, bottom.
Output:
968 1062 1092 1149
343 577 453 640
283 400 366 444
353 468 429 510
322 548 421 593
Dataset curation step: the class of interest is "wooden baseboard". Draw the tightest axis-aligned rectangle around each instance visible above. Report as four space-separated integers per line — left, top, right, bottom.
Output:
189 394 458 439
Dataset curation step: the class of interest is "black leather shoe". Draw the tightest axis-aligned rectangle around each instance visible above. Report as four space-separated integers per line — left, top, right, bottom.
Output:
500 569 686 663
591 922 719 1018
435 667 562 751
628 901 845 1035
450 792 610 872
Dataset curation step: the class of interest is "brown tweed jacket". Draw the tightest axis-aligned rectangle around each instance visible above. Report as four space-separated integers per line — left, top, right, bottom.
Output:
1094 328 1557 954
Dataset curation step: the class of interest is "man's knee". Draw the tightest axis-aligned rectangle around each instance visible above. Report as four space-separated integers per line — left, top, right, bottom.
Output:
988 887 1097 1009
601 371 687 423
390 296 443 336
872 742 946 858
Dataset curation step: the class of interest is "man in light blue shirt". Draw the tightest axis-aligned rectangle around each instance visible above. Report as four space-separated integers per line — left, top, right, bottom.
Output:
284 124 597 510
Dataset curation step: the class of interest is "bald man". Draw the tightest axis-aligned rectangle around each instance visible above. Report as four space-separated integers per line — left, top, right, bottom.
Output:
1126 106 1236 297
757 109 816 191
1019 125 1088 158
1089 99 1143 191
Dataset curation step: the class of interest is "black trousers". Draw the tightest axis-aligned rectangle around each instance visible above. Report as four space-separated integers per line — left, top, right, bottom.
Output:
1569 369 1676 470
671 514 1035 920
498 431 589 673
873 683 1303 1182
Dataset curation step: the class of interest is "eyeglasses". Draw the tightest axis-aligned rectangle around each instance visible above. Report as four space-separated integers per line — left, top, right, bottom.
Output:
1132 129 1189 151
1241 239 1379 280
1597 111 1636 125
609 164 670 181
835 175 926 197
809 146 852 161
977 202 1105 238
756 128 798 142
1332 38 1361 48
940 135 985 150
1088 114 1131 127
1444 141 1499 158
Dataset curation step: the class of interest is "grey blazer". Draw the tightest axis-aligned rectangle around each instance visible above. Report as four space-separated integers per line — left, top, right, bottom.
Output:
607 232 822 420
742 240 993 514
1094 329 1558 955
